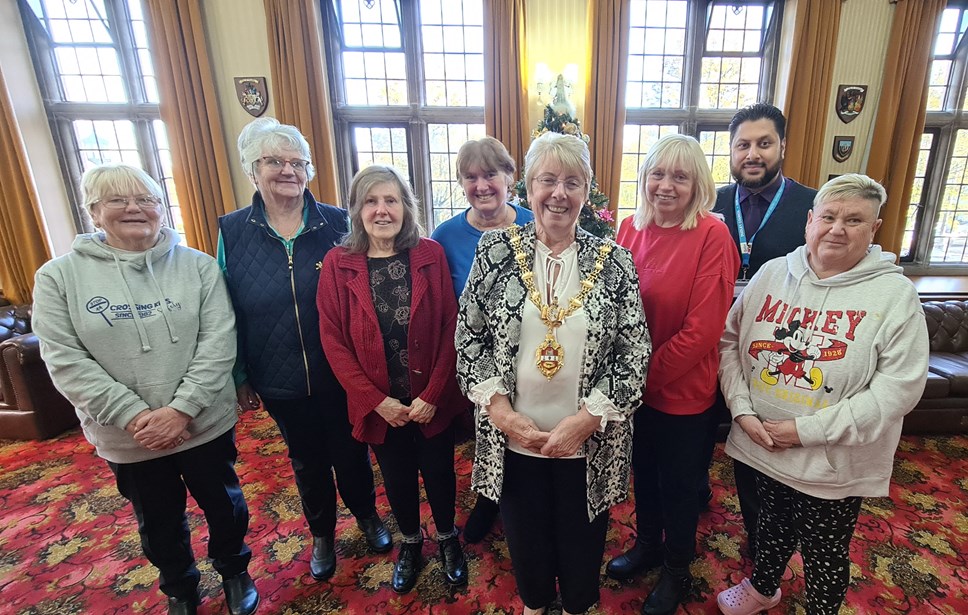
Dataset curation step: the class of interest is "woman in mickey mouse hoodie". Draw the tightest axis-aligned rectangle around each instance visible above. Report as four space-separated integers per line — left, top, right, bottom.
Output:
716 174 929 615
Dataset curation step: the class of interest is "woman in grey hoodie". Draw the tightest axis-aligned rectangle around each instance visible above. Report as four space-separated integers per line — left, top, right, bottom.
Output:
32 164 258 615
715 174 929 615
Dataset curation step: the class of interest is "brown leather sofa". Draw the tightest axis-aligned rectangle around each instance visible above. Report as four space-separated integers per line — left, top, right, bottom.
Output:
913 299 968 434
0 304 78 440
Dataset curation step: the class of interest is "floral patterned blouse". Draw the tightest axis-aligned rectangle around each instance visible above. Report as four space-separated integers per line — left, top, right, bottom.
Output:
368 252 412 400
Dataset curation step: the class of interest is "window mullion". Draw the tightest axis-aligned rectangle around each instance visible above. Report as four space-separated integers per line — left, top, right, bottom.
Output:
917 125 958 264
683 0 705 123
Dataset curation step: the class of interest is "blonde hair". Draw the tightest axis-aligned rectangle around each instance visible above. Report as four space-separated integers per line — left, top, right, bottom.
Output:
815 173 886 217
524 132 592 189
342 165 424 254
633 134 715 231
81 164 164 212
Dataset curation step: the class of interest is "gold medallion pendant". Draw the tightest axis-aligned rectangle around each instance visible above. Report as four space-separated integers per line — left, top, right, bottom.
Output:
535 333 564 380
508 225 613 381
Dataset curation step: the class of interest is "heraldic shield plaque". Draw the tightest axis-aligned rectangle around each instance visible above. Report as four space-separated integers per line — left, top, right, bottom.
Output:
235 77 268 117
832 136 855 163
836 84 867 124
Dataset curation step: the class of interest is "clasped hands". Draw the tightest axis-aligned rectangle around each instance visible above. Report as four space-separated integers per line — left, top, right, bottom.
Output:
487 395 600 458
736 415 801 451
125 406 192 451
375 396 437 427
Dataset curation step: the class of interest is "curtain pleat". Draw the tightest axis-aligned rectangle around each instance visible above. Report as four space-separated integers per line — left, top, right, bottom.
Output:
0 65 53 304
866 0 946 256
144 0 236 255
583 0 631 221
782 0 842 188
263 0 341 206
484 0 530 173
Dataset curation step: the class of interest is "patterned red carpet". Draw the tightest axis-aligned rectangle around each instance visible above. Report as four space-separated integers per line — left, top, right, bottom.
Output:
1 409 966 614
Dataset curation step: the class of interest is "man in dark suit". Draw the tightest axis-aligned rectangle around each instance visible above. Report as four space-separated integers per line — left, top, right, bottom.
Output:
712 104 817 560
714 103 817 281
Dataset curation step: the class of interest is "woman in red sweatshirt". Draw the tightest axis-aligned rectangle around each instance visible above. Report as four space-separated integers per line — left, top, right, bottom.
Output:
611 134 739 615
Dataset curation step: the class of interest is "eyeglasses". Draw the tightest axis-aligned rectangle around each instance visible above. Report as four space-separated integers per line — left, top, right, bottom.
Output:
98 196 162 210
533 176 585 194
257 156 311 173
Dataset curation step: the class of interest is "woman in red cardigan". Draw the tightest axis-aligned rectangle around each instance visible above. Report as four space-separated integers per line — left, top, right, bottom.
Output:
317 164 466 595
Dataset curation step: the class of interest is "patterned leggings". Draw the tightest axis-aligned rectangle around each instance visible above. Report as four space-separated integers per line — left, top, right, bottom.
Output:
750 469 862 615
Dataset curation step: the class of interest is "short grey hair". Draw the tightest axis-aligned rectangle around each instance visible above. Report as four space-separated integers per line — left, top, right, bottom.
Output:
634 134 715 231
524 132 592 190
81 163 164 213
815 173 887 216
237 117 316 181
342 165 424 254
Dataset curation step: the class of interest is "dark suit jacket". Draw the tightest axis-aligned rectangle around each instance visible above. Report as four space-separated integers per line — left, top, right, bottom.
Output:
713 178 817 279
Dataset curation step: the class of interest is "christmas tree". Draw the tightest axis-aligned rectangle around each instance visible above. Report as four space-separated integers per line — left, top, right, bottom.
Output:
514 104 614 239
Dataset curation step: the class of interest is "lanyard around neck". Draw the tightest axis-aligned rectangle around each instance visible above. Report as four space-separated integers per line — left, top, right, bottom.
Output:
734 178 786 271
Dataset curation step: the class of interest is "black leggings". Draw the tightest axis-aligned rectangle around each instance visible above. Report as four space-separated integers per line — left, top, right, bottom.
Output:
500 450 608 613
371 422 456 537
751 469 862 615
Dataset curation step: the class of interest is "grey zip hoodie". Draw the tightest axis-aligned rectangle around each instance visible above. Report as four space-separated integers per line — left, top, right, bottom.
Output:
32 228 238 463
719 245 929 499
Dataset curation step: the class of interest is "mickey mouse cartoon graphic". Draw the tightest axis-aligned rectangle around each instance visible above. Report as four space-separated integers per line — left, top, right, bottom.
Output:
761 320 824 390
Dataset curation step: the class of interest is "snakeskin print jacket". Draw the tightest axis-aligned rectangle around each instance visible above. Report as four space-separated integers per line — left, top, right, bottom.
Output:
455 222 651 520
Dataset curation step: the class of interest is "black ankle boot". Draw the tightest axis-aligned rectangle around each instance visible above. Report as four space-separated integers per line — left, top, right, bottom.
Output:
166 593 199 615
438 535 468 586
222 571 259 615
641 564 692 615
357 513 393 553
391 540 424 594
310 535 336 580
463 496 499 543
606 540 663 580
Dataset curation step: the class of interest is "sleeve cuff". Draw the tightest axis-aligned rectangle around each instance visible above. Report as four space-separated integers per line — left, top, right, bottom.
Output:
468 376 509 413
583 388 624 431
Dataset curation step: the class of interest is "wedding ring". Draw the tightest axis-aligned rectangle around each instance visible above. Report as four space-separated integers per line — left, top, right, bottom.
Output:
176 437 184 445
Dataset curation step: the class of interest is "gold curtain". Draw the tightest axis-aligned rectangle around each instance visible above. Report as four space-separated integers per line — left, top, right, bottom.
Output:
867 0 945 255
583 0 631 220
263 0 340 206
144 0 236 255
0 65 53 304
781 0 842 187
484 0 530 172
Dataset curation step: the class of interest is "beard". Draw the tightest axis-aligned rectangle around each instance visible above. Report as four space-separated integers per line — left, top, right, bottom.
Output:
732 159 782 190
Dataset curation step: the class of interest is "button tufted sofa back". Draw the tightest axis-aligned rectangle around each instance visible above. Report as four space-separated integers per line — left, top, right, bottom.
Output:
922 300 968 353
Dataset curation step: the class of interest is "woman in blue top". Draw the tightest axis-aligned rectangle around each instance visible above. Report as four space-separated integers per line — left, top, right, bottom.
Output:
431 136 533 542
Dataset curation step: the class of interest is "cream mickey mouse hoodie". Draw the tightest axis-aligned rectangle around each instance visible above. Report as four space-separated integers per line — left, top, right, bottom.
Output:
32 228 238 464
719 245 929 499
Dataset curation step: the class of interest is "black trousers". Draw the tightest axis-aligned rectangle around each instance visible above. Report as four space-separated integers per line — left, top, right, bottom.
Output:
733 457 761 556
500 450 608 614
632 403 717 567
108 429 251 601
371 422 456 537
262 391 377 538
751 469 862 615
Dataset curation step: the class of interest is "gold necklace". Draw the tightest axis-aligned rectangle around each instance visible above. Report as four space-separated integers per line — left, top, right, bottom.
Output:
507 224 613 380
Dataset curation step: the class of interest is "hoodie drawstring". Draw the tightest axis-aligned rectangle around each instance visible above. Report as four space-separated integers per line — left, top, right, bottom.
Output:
145 254 179 345
110 251 154 352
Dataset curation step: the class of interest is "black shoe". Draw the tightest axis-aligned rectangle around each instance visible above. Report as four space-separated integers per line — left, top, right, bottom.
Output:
641 564 692 615
438 535 468 586
391 540 423 594
463 497 498 544
223 571 259 615
358 513 393 553
606 541 663 581
167 594 198 615
310 535 336 581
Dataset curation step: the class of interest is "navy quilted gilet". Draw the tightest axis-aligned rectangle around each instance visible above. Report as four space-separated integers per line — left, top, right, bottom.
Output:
219 190 349 399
